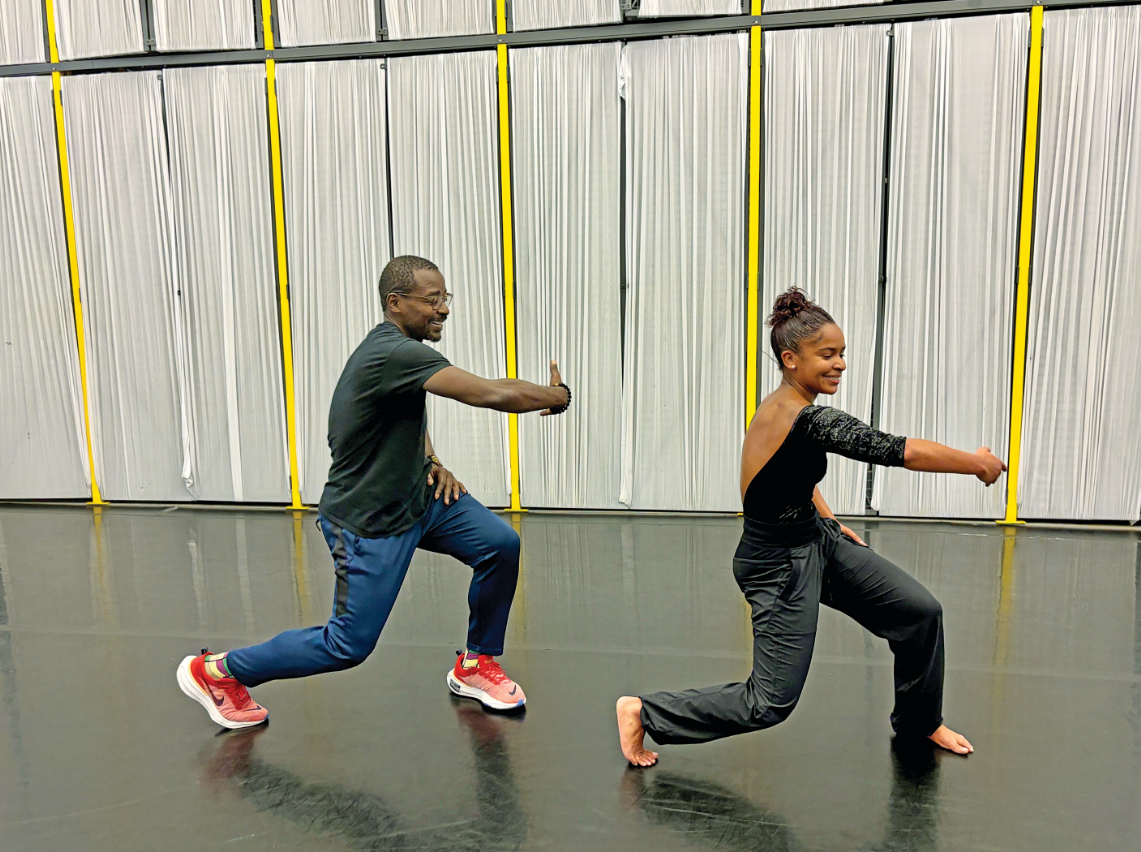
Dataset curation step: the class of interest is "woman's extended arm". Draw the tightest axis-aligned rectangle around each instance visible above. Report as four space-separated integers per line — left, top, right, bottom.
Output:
903 439 1006 485
801 408 1006 486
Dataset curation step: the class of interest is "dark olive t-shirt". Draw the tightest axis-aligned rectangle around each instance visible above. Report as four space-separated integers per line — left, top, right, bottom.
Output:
318 322 451 538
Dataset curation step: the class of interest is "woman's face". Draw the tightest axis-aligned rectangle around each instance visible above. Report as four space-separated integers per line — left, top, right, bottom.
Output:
781 322 846 395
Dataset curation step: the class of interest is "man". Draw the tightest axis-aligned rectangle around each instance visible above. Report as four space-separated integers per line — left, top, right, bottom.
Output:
177 255 571 728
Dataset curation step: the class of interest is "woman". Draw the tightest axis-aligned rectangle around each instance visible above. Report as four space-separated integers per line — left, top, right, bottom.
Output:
616 288 1005 766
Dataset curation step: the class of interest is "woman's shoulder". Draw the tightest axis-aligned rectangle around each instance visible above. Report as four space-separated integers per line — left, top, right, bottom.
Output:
752 392 811 434
794 406 879 445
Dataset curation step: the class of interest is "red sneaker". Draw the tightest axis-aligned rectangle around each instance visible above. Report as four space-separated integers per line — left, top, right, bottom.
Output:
447 654 526 711
177 652 268 730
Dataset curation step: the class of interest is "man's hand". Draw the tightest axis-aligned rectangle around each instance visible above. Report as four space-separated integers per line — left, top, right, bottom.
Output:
838 524 867 547
974 447 1007 486
427 463 467 505
540 359 569 417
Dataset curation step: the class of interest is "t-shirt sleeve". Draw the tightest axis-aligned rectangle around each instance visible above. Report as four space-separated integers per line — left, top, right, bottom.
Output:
382 340 452 395
798 406 907 467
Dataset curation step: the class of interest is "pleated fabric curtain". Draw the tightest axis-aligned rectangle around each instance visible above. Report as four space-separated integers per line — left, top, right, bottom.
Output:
277 60 391 506
275 0 375 47
638 0 742 17
62 72 188 501
385 1 494 40
54 0 145 60
152 0 256 51
620 34 748 512
0 0 46 65
763 0 880 12
388 52 510 507
0 77 89 498
512 44 624 509
163 66 289 503
1019 7 1141 522
873 15 1027 519
512 0 621 30
761 25 889 516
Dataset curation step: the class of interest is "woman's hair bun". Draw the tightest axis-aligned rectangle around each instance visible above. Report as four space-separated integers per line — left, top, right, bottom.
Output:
767 287 814 328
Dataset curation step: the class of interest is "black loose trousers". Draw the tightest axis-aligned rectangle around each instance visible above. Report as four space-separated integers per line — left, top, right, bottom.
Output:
640 515 944 744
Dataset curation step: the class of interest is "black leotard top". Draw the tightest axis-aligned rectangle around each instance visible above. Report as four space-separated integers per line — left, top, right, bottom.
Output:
743 405 907 525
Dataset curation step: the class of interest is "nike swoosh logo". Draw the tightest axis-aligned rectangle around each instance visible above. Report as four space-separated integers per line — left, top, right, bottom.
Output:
206 685 226 707
509 686 517 696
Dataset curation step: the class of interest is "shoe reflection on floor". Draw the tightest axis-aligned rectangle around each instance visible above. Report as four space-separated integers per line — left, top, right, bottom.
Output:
624 739 941 852
199 698 527 851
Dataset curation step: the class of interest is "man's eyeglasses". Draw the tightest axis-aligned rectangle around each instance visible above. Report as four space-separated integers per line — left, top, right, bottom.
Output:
399 292 454 310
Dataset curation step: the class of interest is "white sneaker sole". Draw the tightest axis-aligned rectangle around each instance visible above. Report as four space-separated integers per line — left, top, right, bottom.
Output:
176 655 267 730
447 670 525 711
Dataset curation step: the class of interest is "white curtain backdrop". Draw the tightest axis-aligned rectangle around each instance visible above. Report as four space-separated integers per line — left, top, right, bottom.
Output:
152 0 255 52
1020 7 1141 522
513 0 621 31
388 52 510 507
873 15 1027 519
62 72 188 501
620 34 747 512
276 0 374 47
0 0 45 65
762 25 889 516
163 66 289 503
764 0 880 12
277 60 391 506
638 1 741 17
385 0 493 40
0 77 89 499
512 44 623 508
54 0 144 60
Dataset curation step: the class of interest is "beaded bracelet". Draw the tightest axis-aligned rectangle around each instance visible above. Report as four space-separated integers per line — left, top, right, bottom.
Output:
549 382 572 415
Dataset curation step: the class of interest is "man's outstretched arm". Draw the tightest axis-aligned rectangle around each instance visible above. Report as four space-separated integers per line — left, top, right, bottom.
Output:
423 360 569 415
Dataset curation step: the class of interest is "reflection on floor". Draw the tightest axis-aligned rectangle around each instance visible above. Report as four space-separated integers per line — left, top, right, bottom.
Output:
0 506 1137 851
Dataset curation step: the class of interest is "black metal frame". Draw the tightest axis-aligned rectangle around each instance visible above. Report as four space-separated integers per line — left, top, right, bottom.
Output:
3 0 1137 78
866 24 896 514
139 0 156 51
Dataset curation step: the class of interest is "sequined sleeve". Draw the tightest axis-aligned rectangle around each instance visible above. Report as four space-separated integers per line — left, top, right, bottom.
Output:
796 406 907 467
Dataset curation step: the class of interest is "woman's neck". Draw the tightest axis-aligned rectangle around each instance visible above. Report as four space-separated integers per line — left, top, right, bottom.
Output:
780 375 817 405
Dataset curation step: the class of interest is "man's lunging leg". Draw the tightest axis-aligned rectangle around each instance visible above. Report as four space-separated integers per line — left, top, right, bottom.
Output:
419 495 525 711
176 518 419 729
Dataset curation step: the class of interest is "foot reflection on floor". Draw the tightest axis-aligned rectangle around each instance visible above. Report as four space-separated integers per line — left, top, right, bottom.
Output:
200 699 527 851
626 740 940 852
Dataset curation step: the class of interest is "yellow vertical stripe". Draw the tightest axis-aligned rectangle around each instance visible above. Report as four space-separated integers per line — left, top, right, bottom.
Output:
1001 6 1043 526
260 1 304 508
45 1 106 504
496 2 523 512
260 0 275 51
44 0 60 63
745 14 763 429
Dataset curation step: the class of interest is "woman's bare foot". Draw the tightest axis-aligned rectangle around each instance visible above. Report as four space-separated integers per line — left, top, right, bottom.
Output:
929 724 973 755
616 696 659 767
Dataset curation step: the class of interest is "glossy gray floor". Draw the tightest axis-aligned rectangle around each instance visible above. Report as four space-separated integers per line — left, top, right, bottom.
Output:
0 506 1138 852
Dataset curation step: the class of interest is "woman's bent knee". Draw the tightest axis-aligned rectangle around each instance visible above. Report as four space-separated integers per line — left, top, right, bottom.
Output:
744 682 800 730
919 594 943 623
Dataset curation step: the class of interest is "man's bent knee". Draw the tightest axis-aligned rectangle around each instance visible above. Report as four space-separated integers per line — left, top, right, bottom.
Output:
494 527 521 560
322 625 377 670
478 524 520 566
